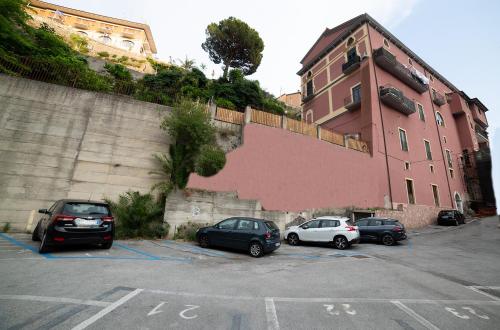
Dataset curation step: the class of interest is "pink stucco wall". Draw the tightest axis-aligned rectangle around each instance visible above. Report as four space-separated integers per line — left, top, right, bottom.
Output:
188 123 388 212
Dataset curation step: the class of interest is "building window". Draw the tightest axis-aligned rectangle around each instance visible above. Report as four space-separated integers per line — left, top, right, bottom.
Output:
449 168 454 179
404 161 410 170
435 111 445 126
432 184 440 207
417 104 425 122
443 136 447 143
352 84 362 103
408 58 413 65
383 38 390 48
399 128 409 151
307 71 312 78
463 150 471 167
429 164 434 173
347 37 355 47
99 35 112 44
305 109 314 124
424 140 432 160
406 179 415 204
306 80 313 97
121 39 134 50
429 75 434 82
77 31 88 36
446 149 453 168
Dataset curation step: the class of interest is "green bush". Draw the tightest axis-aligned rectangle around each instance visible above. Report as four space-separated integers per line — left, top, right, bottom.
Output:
195 144 226 177
215 97 236 109
174 222 209 241
69 33 89 54
1 222 11 233
97 51 110 58
106 191 167 239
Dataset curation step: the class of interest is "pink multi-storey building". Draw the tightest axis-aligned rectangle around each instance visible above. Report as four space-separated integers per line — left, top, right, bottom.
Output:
299 14 495 213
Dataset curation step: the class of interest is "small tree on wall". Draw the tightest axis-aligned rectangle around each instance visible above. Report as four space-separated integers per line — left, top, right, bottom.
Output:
152 99 226 194
202 17 264 80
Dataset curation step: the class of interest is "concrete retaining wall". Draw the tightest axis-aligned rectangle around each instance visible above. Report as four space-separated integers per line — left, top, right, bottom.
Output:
0 74 170 230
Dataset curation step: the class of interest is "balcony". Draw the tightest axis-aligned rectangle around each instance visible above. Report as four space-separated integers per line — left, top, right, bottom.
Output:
373 47 429 94
344 95 361 111
379 86 416 116
342 55 361 75
475 127 489 143
432 90 446 106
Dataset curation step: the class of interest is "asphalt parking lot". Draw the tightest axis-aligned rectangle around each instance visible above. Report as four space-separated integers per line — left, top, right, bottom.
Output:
0 216 499 329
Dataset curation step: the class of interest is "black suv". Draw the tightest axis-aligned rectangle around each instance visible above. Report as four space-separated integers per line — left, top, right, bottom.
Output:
437 210 465 226
32 199 115 253
355 217 407 246
195 217 281 257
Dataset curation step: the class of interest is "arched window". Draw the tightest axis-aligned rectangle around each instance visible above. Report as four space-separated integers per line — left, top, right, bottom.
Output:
347 37 355 47
435 111 445 126
121 39 134 50
77 31 87 36
454 192 463 213
305 109 314 124
383 38 390 48
99 35 112 45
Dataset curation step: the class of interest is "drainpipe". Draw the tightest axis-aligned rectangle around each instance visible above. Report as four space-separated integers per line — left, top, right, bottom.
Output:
427 87 454 208
367 26 394 209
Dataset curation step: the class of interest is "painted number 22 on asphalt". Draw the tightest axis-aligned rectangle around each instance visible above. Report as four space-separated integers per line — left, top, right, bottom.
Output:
324 304 357 316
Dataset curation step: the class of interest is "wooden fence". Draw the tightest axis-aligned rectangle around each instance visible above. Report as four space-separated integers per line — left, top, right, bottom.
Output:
347 138 369 153
250 109 282 128
320 128 345 146
286 118 317 138
215 107 244 124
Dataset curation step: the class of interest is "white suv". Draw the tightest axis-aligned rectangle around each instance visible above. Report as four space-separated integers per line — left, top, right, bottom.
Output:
284 216 360 250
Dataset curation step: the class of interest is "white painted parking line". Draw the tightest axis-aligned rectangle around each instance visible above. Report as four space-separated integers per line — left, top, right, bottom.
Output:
392 300 440 330
0 294 111 307
265 298 280 330
71 288 143 330
271 297 500 306
467 286 500 301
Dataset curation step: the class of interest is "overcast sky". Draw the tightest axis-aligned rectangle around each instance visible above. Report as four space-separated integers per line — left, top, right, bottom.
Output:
46 0 499 198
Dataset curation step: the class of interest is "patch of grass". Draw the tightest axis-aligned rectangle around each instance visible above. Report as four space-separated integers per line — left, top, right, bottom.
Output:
1 222 11 233
173 222 209 241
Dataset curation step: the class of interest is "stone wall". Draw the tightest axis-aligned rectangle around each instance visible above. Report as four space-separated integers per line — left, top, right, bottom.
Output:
375 204 447 229
0 74 170 230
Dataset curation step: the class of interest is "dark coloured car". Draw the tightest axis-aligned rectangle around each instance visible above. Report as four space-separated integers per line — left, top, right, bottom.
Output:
195 217 281 257
437 210 465 226
355 217 407 246
32 199 115 253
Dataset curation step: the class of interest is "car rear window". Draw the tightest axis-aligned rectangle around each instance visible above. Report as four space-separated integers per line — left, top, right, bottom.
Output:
345 219 355 226
439 211 454 216
264 221 278 231
384 220 399 225
62 203 110 217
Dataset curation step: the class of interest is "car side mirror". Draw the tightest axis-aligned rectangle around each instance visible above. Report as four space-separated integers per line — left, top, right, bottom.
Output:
302 225 309 230
38 209 48 214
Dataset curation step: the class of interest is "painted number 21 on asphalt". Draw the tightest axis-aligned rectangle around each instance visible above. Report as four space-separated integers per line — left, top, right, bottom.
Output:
147 301 200 320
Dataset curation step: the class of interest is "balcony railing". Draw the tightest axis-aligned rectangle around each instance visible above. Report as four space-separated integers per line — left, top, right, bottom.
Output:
379 85 416 115
344 95 361 111
373 47 429 94
342 55 361 75
432 90 446 106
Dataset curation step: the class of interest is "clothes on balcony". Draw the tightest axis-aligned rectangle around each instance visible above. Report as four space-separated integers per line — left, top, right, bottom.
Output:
407 65 429 85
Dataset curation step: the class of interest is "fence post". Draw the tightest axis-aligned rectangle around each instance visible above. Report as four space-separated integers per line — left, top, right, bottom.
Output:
209 102 217 121
317 125 322 140
281 115 287 130
244 105 252 124
344 135 349 148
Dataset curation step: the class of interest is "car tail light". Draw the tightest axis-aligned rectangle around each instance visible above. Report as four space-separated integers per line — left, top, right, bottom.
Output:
53 237 64 242
392 226 402 232
102 216 114 222
346 226 356 231
103 235 112 240
53 214 76 222
264 232 271 239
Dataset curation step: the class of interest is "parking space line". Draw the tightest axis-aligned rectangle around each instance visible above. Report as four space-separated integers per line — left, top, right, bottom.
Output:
0 232 49 258
114 242 161 260
71 288 143 330
154 240 230 257
467 286 500 301
0 294 111 307
265 298 280 330
391 300 440 330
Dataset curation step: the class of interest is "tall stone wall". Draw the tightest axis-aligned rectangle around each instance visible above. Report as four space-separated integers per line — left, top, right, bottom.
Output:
0 75 170 230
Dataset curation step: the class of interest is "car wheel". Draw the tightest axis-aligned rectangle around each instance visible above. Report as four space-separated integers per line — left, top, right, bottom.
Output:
198 234 210 248
101 241 113 249
287 233 299 246
31 223 40 241
382 234 395 246
334 236 348 250
39 231 50 254
249 242 264 258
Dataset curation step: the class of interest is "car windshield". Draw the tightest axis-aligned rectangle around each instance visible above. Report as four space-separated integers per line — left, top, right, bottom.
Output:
62 203 110 217
439 211 454 216
265 221 278 231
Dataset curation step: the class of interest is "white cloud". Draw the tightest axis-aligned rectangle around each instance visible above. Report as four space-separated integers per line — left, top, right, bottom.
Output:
50 0 420 95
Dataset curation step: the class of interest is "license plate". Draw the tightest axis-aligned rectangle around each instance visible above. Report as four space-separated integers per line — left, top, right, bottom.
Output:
275 242 280 247
75 218 99 226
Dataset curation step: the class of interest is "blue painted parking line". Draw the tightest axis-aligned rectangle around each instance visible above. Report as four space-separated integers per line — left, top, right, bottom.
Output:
156 240 230 257
0 233 52 258
113 242 161 260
